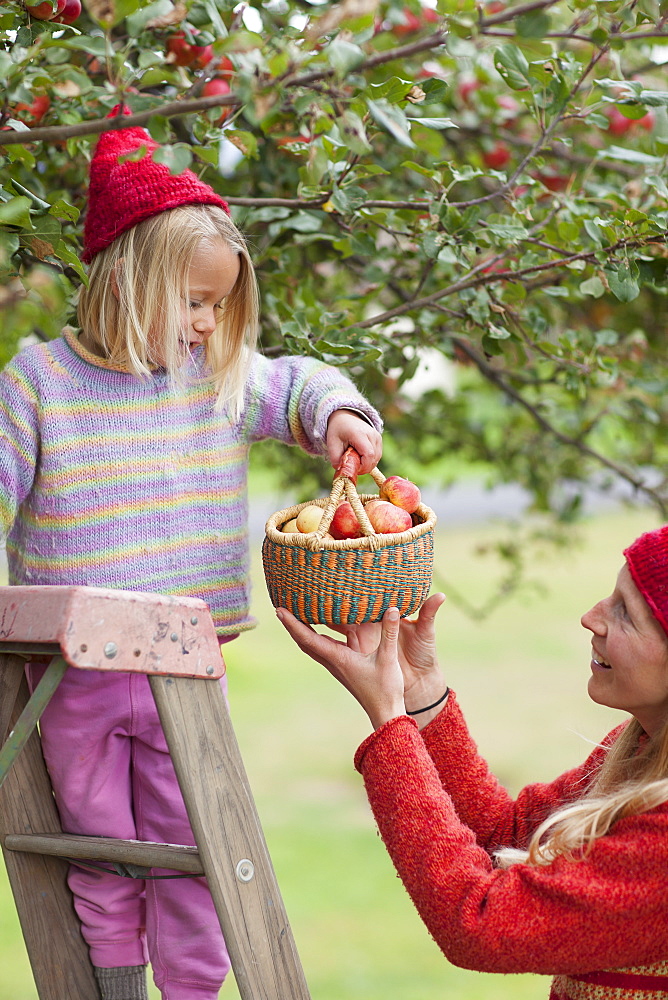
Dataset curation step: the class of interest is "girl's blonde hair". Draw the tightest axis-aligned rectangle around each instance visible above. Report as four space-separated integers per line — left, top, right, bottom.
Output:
496 716 668 868
77 204 258 418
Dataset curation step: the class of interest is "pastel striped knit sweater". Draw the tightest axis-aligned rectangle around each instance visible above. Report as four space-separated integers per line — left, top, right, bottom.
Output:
354 693 668 999
0 328 381 634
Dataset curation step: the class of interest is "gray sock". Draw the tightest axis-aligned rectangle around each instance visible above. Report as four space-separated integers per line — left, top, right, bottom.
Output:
94 965 149 1000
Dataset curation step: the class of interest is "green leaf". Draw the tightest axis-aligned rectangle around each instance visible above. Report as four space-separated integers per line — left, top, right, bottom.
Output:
493 44 531 91
222 130 259 159
152 144 193 175
366 98 415 148
109 0 141 27
338 111 371 155
57 35 108 56
606 261 640 302
515 11 551 38
419 78 449 104
408 116 457 130
326 38 365 76
579 275 606 298
49 199 80 223
597 145 662 165
0 196 33 231
369 77 414 104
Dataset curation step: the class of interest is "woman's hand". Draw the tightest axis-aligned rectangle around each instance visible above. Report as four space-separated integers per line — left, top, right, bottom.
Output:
336 593 448 729
275 606 406 730
326 410 382 475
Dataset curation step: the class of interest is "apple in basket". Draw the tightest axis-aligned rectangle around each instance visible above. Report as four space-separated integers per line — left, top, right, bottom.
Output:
379 476 421 513
330 502 363 540
295 505 324 533
364 499 412 534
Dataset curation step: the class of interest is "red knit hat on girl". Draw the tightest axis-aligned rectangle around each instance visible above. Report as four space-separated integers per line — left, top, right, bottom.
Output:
624 525 668 637
82 105 229 263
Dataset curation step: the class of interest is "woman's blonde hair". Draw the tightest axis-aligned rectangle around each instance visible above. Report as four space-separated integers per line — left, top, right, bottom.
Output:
77 204 258 418
496 716 668 868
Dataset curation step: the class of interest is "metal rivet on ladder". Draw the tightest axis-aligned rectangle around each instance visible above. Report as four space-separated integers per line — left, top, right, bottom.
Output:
206 665 215 675
190 616 198 625
236 859 255 883
170 632 179 642
103 642 118 658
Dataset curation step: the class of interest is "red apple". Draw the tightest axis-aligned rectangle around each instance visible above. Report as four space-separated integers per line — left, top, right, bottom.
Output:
25 0 65 18
606 106 634 136
203 77 231 124
365 500 413 534
379 476 421 513
392 7 423 35
496 94 520 127
330 502 363 540
167 30 214 69
482 141 511 170
457 77 480 104
52 0 81 22
532 170 571 192
16 94 50 123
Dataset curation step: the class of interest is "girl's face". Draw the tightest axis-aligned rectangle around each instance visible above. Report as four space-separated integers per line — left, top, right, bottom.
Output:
150 237 240 365
581 564 668 735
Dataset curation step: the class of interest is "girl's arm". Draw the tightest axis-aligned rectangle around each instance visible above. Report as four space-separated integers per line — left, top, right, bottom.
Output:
241 353 382 467
355 716 668 975
0 358 40 533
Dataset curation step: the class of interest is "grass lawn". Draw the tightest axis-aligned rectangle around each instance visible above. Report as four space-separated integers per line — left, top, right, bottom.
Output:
0 504 655 1000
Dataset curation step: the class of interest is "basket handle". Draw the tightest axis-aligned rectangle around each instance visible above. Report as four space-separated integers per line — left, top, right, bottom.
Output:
335 446 361 482
310 448 386 550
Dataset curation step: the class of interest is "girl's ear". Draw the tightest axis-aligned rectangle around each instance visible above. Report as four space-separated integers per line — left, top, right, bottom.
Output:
110 258 124 300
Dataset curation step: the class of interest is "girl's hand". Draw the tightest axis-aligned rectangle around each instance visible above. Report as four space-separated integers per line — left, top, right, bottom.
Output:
336 593 448 729
326 410 382 475
275 606 405 730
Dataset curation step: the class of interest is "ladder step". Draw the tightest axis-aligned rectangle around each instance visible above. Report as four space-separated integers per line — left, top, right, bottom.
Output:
4 833 204 874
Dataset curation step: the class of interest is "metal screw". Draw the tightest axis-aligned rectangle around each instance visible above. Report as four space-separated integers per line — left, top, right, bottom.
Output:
236 859 254 883
170 632 179 642
104 642 118 658
79 644 88 652
206 665 215 675
190 616 198 625
133 649 141 657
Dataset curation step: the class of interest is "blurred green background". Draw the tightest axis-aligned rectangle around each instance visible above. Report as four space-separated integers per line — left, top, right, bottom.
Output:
0 483 653 1000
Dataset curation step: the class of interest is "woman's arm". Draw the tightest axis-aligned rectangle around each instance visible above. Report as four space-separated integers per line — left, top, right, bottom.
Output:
355 716 668 975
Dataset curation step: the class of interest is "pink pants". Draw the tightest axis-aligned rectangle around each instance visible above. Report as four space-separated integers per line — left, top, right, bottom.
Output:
27 663 231 1000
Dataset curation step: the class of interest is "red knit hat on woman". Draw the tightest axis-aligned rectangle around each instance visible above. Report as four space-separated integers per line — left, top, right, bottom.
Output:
82 105 229 263
624 526 668 637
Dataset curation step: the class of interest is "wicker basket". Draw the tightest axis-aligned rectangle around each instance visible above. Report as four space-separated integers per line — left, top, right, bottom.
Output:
262 449 437 625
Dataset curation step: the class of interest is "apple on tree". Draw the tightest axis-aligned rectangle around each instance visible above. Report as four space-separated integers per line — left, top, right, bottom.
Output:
52 0 81 23
202 78 232 125
167 30 214 69
482 141 511 170
25 0 65 19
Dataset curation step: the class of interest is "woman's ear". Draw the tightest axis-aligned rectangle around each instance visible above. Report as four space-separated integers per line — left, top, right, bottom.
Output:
110 257 124 300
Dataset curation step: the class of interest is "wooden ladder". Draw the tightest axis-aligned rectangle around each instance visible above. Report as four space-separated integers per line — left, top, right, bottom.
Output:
0 584 311 1000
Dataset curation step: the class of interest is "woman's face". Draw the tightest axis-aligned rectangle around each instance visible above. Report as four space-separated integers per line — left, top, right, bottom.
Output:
581 564 668 735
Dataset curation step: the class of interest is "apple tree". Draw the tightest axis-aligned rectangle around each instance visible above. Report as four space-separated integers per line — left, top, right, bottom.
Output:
2 0 668 607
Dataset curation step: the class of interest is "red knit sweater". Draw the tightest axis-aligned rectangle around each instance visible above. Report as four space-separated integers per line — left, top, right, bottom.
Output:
354 692 668 999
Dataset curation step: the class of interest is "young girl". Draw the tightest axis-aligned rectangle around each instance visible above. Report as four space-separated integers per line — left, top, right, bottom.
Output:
0 108 382 1000
278 525 668 999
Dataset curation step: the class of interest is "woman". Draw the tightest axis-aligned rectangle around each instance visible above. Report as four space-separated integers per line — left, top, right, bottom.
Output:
277 526 668 999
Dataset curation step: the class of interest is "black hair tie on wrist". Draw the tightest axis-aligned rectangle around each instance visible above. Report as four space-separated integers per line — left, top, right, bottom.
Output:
406 687 449 716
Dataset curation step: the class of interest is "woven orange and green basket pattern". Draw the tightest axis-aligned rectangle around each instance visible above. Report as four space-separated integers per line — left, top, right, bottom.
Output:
262 453 437 625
